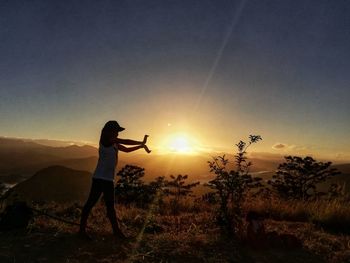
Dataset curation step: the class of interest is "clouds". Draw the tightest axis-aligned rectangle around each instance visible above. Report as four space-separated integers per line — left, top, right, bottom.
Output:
272 143 288 150
272 143 297 150
272 143 303 150
272 143 311 154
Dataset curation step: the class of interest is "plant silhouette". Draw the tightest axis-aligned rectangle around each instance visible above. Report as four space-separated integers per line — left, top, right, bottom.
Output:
207 135 263 236
268 156 340 200
115 165 148 206
165 175 200 215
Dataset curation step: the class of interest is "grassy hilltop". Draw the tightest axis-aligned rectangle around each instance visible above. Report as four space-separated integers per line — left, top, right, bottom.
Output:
1 138 350 262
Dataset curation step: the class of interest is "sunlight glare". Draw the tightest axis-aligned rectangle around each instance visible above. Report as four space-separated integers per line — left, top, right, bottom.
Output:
170 136 190 153
164 134 197 154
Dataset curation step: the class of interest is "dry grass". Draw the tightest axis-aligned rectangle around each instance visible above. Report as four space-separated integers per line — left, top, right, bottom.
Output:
0 198 350 262
245 197 350 233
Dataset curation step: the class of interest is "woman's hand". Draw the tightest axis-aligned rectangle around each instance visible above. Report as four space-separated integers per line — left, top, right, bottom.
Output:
142 135 149 145
141 135 151 153
142 135 151 153
143 144 151 154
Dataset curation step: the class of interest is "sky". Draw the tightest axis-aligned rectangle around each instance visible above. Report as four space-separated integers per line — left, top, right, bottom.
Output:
0 0 349 161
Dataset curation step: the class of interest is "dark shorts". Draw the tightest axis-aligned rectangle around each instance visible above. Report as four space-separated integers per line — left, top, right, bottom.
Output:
88 178 115 205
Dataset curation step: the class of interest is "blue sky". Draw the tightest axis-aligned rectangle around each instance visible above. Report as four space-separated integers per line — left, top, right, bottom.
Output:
0 0 349 161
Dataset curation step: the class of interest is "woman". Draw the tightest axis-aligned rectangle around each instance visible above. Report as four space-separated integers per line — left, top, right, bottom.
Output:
79 120 150 239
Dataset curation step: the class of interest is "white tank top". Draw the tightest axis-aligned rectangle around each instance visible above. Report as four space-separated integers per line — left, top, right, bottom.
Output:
93 143 118 182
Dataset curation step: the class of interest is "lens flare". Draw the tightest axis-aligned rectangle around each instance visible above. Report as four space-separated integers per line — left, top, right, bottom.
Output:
169 136 191 153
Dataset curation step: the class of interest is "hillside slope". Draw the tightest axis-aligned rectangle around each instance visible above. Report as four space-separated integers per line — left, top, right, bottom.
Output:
8 166 92 203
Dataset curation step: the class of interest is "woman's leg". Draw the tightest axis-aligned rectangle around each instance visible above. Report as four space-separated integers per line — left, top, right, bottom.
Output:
80 179 102 233
102 181 125 237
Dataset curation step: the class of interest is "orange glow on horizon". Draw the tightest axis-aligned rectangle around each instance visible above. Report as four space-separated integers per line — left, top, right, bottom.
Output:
158 133 201 155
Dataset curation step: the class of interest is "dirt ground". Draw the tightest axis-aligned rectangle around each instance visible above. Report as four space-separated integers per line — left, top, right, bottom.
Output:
1 205 349 263
0 227 327 263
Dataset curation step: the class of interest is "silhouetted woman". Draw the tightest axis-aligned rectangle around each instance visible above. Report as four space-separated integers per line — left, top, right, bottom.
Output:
79 120 150 239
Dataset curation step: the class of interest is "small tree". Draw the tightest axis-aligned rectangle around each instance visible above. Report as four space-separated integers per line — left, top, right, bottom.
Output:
146 176 167 209
268 156 340 200
115 165 148 206
207 135 262 235
165 175 199 215
149 176 167 194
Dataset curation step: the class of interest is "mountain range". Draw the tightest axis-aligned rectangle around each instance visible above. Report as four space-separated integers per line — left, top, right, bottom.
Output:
0 137 97 181
0 137 349 194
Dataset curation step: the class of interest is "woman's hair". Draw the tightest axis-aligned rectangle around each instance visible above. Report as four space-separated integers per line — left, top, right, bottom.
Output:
99 124 118 147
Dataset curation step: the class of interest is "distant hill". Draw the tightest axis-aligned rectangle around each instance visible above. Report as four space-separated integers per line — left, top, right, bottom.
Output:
334 163 350 175
0 137 97 158
0 138 97 182
46 156 98 173
1 137 350 193
23 138 93 147
118 153 211 183
6 166 92 203
117 153 281 184
0 137 46 152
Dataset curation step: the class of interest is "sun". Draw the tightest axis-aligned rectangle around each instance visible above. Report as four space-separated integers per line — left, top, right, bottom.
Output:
164 134 197 154
169 136 191 153
157 132 204 155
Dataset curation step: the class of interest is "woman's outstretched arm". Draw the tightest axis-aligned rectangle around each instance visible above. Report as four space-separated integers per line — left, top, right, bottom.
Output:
116 135 149 146
118 144 150 153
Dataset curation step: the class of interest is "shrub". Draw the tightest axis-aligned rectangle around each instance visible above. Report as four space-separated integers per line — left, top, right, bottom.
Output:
206 135 262 236
268 156 340 200
165 175 199 215
115 165 150 207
